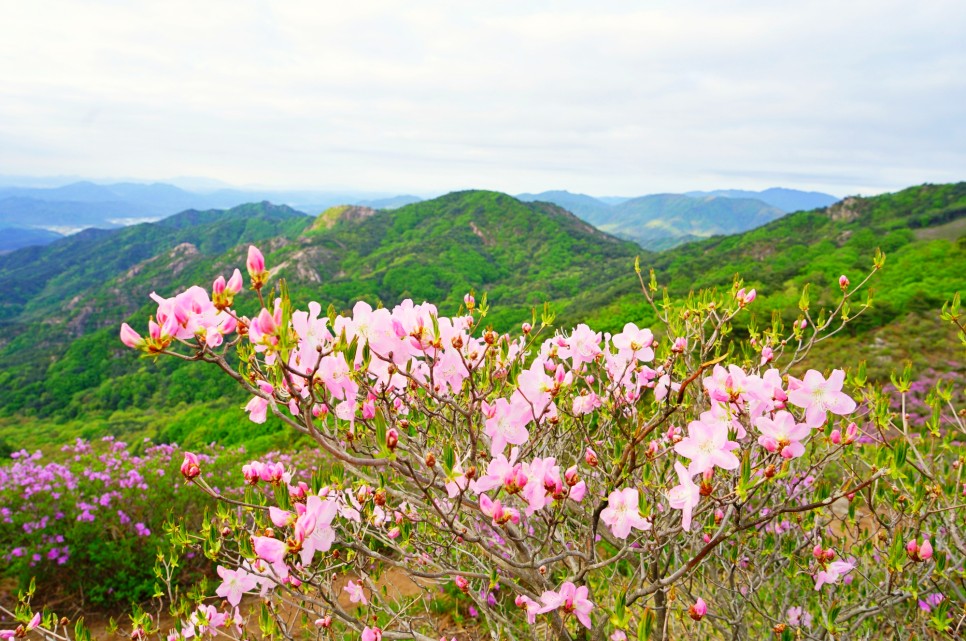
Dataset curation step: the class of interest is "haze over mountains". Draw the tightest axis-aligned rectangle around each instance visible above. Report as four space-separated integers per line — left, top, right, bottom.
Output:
0 178 838 252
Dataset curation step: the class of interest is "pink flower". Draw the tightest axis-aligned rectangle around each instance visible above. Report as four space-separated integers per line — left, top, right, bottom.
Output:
787 369 856 427
839 274 849 290
538 581 594 629
585 447 598 467
600 487 651 539
479 493 520 526
294 495 338 566
813 559 855 590
216 565 259 607
483 397 531 456
612 322 655 361
667 462 700 531
755 411 810 459
674 419 740 475
515 594 541 624
361 626 382 641
345 579 368 605
454 575 470 593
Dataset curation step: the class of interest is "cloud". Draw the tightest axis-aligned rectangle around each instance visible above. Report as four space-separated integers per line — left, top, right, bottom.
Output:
0 0 963 195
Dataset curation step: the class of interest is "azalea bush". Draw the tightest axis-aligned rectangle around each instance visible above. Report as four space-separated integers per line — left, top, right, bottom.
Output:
0 438 243 609
6 247 964 641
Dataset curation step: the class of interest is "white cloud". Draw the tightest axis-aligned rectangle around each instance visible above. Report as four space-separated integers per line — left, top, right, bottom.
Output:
0 0 963 196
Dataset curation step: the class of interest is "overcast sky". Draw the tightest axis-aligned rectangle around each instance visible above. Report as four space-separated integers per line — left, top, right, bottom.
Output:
1 0 964 197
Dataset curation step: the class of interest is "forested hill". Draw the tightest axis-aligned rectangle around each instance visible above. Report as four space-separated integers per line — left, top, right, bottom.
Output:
0 183 962 452
0 190 640 425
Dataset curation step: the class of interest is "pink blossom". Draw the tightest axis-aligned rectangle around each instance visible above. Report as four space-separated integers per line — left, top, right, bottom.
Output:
755 410 810 459
515 594 540 624
483 397 531 456
674 419 739 475
345 579 368 605
600 487 651 539
538 581 594 629
611 322 655 361
667 462 700 531
216 565 259 607
361 626 382 641
813 559 855 590
787 369 856 427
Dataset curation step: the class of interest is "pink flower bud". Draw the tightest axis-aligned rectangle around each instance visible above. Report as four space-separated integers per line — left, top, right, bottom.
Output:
812 543 824 560
760 346 774 366
564 465 579 486
454 575 470 593
672 337 687 353
689 597 707 621
521 322 532 334
585 447 598 467
226 268 243 295
919 538 933 561
119 323 144 349
246 246 268 290
386 428 398 451
212 275 226 295
830 429 842 445
180 452 201 480
314 616 332 629
906 539 920 559
463 293 475 309
744 288 756 304
839 274 850 290
800 319 808 329
844 422 858 444
388 527 401 539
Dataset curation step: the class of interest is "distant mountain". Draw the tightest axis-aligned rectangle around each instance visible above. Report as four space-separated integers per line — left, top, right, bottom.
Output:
0 181 425 233
685 187 838 213
520 191 786 250
0 227 63 252
601 194 786 249
516 190 612 220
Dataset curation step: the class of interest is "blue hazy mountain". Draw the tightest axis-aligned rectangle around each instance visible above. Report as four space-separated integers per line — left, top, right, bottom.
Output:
685 187 838 213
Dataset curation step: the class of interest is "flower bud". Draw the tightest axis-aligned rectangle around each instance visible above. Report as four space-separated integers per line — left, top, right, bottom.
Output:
373 488 387 506
386 428 399 451
463 293 475 310
425 451 436 467
246 245 268 290
919 538 933 561
688 597 707 621
584 447 598 467
119 323 145 350
315 616 332 629
839 274 850 290
564 465 579 487
672 337 687 353
830 429 842 445
180 452 201 480
521 322 532 334
454 575 470 593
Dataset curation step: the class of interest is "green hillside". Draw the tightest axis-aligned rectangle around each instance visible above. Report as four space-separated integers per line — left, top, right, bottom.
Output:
582 182 966 375
0 191 640 445
0 183 962 453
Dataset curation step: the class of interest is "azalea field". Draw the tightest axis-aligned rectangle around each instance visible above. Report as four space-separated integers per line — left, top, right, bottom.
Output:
2 246 964 641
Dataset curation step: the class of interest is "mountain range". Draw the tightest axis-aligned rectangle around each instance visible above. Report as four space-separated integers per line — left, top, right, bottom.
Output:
517 188 838 249
0 181 836 253
0 182 961 453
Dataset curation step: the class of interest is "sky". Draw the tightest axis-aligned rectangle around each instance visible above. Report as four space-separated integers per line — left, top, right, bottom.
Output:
1 0 964 197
